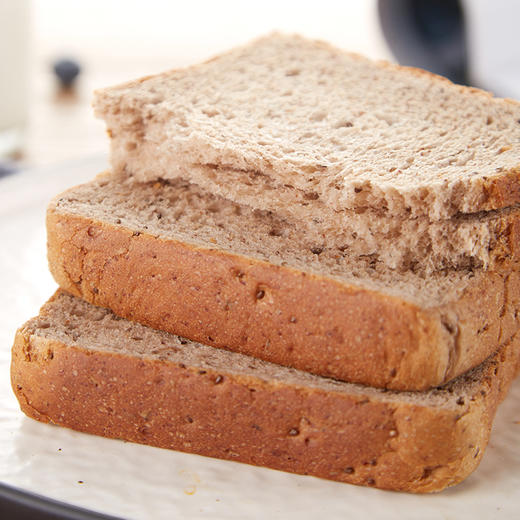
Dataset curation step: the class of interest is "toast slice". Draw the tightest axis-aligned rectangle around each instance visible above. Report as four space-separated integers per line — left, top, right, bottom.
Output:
46 175 520 390
93 33 520 223
11 291 520 493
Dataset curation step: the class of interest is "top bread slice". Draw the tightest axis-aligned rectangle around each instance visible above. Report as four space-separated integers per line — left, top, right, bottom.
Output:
46 174 520 391
93 33 520 221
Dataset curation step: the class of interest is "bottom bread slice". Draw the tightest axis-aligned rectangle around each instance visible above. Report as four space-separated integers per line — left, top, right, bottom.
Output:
11 291 520 493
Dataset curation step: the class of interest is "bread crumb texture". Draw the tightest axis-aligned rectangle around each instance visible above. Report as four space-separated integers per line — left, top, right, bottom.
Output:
94 33 520 220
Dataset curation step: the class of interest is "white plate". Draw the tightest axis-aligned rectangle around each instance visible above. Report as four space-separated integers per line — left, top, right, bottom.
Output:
1 157 519 519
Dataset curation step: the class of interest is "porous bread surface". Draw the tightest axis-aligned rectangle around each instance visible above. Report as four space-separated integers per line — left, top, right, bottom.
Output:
46 176 520 390
48 174 504 304
11 291 520 492
94 33 520 219
63 173 520 273
128 165 520 273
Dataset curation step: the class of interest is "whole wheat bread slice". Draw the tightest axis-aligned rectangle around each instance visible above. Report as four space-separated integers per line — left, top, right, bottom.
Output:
46 174 520 390
93 33 520 224
11 291 520 493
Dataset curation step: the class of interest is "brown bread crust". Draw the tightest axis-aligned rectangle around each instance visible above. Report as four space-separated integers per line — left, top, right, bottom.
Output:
483 167 520 213
10 299 520 494
47 208 520 390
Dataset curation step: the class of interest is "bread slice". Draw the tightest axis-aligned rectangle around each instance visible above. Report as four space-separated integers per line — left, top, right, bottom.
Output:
46 175 520 390
93 33 520 223
11 291 520 493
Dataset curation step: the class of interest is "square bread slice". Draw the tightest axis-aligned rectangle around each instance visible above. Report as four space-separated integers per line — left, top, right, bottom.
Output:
11 291 520 493
46 175 520 390
93 33 520 223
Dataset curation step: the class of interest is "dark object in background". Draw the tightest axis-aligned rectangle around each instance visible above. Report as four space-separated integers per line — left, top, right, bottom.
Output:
378 0 468 85
0 160 19 179
53 58 81 89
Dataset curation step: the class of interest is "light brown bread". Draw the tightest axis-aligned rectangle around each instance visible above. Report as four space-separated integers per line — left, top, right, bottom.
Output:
11 291 520 493
46 175 520 390
93 33 520 224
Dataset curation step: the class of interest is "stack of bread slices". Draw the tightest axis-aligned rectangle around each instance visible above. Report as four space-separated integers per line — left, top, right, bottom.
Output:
11 34 520 493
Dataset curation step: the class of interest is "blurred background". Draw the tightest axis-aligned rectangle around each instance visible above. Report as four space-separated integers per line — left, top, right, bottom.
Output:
1 0 520 172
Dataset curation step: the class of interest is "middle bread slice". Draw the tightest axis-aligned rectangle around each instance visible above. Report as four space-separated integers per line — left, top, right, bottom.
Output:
46 173 520 391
